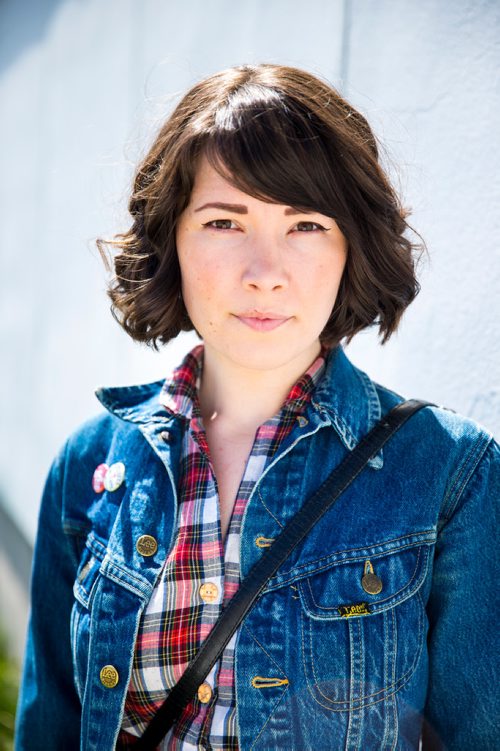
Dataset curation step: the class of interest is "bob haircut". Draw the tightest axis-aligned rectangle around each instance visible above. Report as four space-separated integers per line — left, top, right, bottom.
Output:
98 63 422 349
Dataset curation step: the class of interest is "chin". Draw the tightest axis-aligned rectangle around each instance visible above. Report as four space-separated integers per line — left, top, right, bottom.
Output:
218 338 321 373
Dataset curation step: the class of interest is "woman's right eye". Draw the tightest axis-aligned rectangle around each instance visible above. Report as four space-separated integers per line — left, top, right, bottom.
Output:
202 219 238 230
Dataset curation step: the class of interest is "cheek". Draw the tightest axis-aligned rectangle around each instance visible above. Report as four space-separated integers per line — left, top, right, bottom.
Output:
182 263 219 301
179 254 226 327
180 247 233 296
178 249 206 293
321 253 346 287
306 261 346 317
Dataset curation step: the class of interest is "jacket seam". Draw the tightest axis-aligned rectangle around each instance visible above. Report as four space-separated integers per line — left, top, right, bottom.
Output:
302 543 426 612
264 532 436 591
242 625 290 750
101 560 155 601
302 588 424 710
439 433 492 525
256 485 285 529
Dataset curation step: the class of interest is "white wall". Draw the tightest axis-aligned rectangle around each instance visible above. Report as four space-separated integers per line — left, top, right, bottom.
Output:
0 0 347 542
1 0 499 654
345 0 500 427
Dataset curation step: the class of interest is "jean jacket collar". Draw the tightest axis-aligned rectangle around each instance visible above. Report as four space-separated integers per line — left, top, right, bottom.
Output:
94 345 384 469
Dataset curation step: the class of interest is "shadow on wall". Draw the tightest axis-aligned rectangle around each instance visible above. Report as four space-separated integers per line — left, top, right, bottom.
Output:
0 628 19 751
0 497 32 746
0 500 32 661
0 0 67 75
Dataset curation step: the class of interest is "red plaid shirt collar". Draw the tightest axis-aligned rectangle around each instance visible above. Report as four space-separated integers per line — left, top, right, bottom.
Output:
159 344 326 421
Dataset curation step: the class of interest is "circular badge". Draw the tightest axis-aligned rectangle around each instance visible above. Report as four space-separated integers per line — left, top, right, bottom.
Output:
92 463 109 494
104 462 125 492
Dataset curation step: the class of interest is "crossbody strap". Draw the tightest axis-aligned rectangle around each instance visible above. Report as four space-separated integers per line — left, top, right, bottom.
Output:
135 398 433 750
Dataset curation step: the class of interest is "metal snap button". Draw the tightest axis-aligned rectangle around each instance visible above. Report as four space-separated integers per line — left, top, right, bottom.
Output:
136 534 158 557
361 560 383 595
100 665 119 688
197 682 212 703
160 430 171 442
199 582 219 603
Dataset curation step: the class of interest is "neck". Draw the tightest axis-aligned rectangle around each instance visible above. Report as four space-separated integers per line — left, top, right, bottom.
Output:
198 343 322 436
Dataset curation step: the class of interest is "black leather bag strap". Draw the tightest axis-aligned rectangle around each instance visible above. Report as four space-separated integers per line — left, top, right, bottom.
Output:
134 398 433 750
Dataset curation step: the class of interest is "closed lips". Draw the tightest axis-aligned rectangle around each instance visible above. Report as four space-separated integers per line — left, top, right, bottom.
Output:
235 313 291 331
236 311 289 320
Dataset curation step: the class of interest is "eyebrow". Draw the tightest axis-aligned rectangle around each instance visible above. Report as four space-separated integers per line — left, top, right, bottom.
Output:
194 201 305 216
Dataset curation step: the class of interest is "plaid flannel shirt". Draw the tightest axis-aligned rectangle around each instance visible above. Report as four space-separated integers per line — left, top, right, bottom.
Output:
119 345 325 749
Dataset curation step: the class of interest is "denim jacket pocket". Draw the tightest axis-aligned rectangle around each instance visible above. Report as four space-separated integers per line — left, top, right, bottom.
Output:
296 534 434 711
71 531 108 699
73 531 108 608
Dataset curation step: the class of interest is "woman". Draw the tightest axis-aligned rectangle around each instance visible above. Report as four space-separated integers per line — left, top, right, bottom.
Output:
15 64 498 750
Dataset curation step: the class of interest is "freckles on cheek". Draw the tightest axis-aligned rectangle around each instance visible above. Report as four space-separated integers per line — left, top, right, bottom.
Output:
192 265 215 289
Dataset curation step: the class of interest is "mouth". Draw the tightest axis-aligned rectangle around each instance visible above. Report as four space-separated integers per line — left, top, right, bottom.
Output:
234 311 291 332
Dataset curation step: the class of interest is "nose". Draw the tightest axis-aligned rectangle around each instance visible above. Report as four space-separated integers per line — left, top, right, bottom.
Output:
241 236 288 292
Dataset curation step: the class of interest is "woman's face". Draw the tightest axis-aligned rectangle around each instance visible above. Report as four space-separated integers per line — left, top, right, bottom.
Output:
175 155 348 374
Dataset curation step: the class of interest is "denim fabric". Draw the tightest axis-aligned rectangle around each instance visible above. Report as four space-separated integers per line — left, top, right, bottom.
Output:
15 346 499 750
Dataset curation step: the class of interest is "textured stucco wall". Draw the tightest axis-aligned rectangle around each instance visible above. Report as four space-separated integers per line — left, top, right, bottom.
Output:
344 0 500 430
0 0 347 542
0 0 498 656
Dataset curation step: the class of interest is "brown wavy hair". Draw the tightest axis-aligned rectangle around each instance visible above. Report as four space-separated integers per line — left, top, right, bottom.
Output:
97 63 423 350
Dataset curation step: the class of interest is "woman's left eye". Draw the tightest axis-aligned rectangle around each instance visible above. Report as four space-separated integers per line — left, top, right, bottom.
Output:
293 221 328 232
203 219 238 230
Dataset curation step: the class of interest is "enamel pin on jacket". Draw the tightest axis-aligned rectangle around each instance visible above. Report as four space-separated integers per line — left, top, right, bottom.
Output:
15 346 500 750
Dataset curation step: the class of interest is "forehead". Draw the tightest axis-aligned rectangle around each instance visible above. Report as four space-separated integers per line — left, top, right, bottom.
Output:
184 150 345 229
184 155 337 223
189 155 243 199
187 155 294 214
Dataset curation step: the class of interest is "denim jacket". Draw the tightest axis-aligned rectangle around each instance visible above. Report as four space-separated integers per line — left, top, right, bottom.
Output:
15 346 499 750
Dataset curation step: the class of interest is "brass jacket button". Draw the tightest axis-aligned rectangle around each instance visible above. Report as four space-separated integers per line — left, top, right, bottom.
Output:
100 665 119 688
361 560 383 595
199 582 219 603
136 535 158 557
197 682 212 703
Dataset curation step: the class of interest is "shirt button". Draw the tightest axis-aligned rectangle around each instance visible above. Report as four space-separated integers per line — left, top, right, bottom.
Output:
100 665 119 688
136 535 158 557
197 682 212 703
104 461 125 492
199 582 219 603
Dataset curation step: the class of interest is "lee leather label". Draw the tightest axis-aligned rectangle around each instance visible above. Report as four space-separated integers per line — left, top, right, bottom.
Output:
338 602 371 618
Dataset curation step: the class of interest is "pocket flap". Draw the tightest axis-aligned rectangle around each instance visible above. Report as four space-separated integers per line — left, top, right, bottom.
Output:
298 540 433 620
73 531 107 608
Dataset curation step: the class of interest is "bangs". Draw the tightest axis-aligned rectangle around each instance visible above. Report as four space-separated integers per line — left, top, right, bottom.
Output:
197 85 349 221
104 63 420 350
